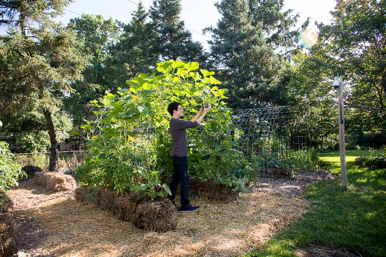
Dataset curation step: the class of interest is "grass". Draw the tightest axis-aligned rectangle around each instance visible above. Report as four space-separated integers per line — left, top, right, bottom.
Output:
245 150 386 257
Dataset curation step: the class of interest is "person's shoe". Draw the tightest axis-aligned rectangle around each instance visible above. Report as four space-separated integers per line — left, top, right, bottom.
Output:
181 205 199 212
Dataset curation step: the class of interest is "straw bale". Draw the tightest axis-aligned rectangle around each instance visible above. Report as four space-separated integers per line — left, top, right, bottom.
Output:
115 192 138 222
133 198 177 232
0 212 17 256
75 186 97 203
9 179 310 257
35 171 76 191
97 188 118 212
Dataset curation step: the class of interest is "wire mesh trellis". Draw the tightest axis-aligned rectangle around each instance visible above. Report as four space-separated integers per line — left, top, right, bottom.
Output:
12 107 313 179
232 107 311 178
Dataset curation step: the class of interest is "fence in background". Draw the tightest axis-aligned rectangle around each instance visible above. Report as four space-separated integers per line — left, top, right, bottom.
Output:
14 150 86 172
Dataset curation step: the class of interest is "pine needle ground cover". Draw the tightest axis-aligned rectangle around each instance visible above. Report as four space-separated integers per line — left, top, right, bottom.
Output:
246 150 386 257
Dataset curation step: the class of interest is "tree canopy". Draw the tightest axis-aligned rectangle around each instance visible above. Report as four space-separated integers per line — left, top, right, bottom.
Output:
0 0 90 169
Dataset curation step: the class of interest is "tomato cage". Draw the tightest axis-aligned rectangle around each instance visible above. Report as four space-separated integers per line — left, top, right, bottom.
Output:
232 107 314 178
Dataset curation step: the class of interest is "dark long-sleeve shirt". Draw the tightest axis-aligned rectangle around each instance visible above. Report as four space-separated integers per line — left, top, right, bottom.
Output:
170 118 199 157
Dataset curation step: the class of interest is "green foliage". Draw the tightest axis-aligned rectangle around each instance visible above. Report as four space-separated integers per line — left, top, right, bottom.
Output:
0 142 23 193
248 0 309 56
150 0 206 63
285 51 338 149
354 147 386 169
1 2 90 169
65 14 119 128
80 188 99 203
251 135 319 177
247 152 386 257
130 171 172 201
76 60 250 199
205 0 284 109
105 2 158 87
306 0 386 135
3 108 73 153
67 14 119 93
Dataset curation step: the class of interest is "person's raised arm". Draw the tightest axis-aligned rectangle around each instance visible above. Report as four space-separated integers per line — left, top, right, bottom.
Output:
190 107 203 122
195 104 211 125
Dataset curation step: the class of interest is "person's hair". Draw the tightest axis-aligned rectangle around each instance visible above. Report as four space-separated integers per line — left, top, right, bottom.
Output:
168 102 181 116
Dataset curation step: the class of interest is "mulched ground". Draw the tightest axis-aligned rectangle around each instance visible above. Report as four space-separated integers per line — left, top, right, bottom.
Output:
6 170 359 257
252 170 337 198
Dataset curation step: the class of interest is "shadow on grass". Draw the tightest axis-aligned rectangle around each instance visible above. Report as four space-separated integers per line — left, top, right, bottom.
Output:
245 162 386 257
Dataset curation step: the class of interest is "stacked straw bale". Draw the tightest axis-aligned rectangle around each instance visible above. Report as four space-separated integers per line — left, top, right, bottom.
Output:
75 186 177 232
35 171 76 191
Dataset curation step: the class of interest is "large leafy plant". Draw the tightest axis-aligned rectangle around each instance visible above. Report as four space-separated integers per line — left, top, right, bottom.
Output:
0 142 23 194
75 60 249 198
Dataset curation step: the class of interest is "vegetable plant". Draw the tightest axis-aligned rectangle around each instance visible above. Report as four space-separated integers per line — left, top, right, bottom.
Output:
74 60 250 199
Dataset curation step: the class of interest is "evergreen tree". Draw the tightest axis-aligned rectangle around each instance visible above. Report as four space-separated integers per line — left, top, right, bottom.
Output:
105 2 159 87
206 0 282 109
248 0 308 57
149 0 206 63
0 0 89 170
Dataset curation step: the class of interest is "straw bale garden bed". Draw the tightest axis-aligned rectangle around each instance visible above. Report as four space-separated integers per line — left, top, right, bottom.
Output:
2 61 340 256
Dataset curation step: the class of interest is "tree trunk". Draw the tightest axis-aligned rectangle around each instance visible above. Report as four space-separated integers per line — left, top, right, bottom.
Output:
43 109 57 171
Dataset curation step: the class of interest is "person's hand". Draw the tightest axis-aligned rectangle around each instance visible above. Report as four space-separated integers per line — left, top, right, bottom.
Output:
204 104 211 114
200 107 204 113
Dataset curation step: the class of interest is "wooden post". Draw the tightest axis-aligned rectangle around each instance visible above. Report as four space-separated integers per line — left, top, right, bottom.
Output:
334 77 348 189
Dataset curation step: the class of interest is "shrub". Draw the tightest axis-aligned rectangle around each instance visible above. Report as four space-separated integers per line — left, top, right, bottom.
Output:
0 142 23 193
354 147 386 169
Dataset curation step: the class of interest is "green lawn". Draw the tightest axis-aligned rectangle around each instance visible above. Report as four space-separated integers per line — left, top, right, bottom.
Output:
246 150 386 257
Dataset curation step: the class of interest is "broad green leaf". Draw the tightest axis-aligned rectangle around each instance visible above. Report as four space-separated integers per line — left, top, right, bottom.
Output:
210 76 221 84
185 62 199 72
101 127 115 137
118 88 129 93
200 69 215 77
172 60 185 69
99 117 112 124
69 131 80 135
130 184 148 192
80 125 92 130
162 183 172 196
139 73 149 78
157 62 171 73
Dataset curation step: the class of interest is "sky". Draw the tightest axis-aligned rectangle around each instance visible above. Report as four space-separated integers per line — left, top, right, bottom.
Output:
54 0 337 50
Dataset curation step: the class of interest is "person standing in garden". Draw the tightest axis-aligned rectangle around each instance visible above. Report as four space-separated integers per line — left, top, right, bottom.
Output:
167 102 211 212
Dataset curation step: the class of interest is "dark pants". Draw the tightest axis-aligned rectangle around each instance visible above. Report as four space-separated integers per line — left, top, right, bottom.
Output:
169 156 190 208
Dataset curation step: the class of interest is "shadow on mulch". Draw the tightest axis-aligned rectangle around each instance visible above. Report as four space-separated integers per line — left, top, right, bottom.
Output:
296 245 361 257
16 215 51 251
